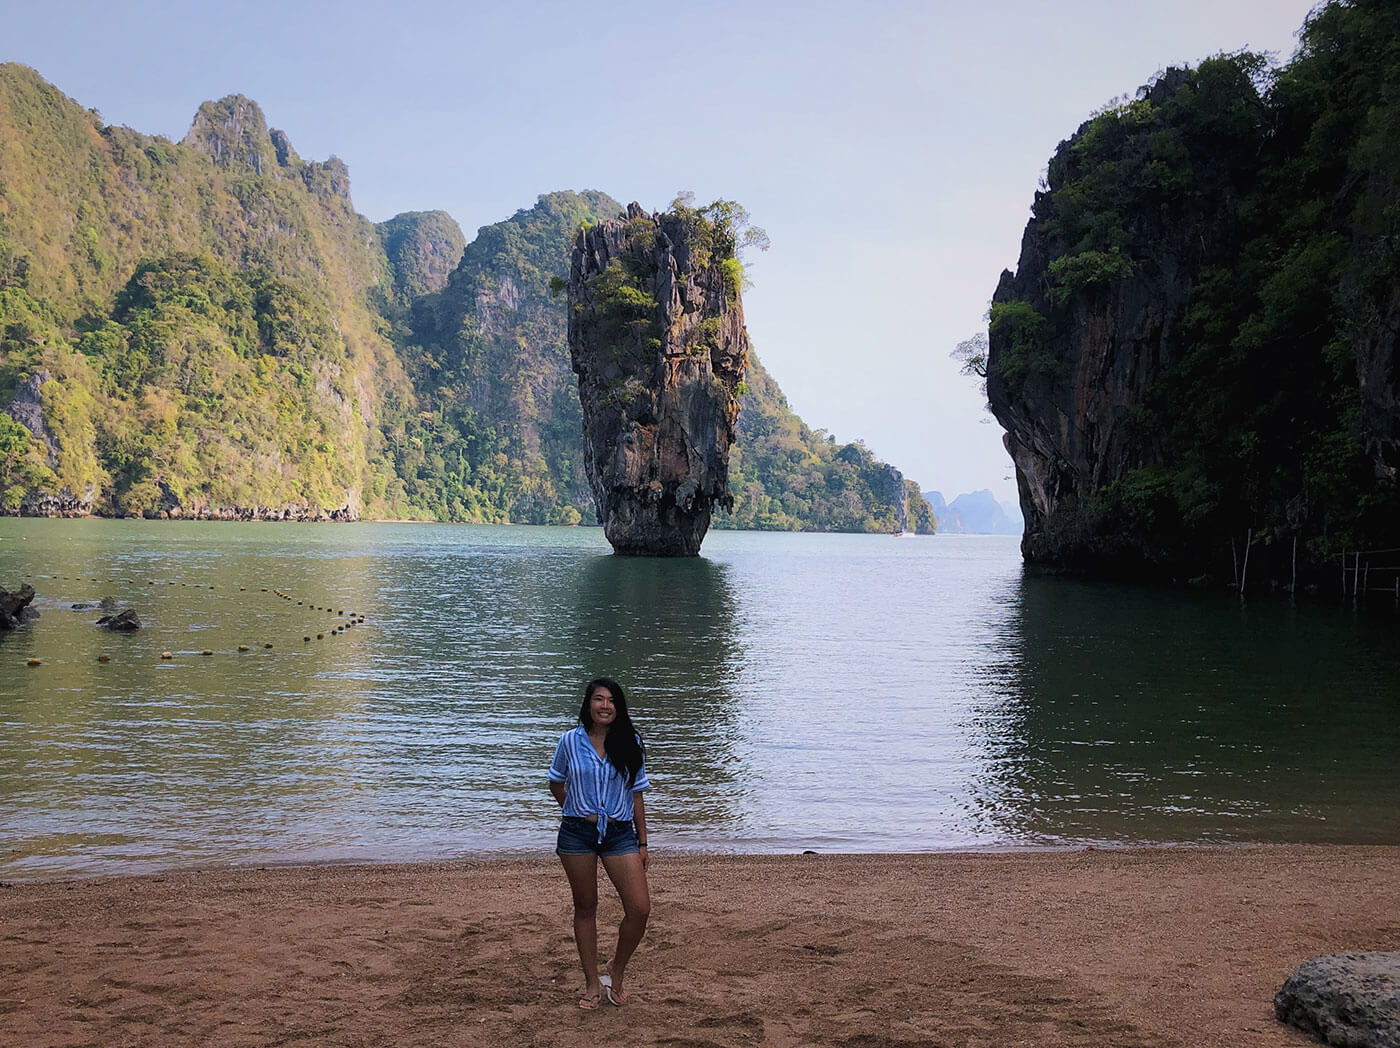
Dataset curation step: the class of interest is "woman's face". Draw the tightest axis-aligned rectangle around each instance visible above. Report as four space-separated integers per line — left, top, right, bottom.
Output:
588 686 617 729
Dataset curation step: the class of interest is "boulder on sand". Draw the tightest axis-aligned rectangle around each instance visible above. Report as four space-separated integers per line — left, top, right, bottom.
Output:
1275 951 1400 1048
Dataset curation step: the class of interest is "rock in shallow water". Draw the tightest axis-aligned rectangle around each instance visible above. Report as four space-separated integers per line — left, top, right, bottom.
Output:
96 609 142 631
1275 951 1400 1047
1 583 37 629
567 202 749 556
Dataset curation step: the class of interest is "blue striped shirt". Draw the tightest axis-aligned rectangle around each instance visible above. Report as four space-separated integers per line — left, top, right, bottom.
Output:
547 726 649 838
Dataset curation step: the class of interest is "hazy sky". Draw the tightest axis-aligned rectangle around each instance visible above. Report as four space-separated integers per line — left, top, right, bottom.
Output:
7 0 1319 501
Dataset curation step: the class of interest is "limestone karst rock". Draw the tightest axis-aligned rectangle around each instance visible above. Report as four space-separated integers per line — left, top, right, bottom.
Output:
986 40 1400 587
567 203 749 556
0 584 37 629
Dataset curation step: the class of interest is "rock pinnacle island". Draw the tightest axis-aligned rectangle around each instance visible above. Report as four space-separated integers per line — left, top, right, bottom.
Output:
567 202 750 556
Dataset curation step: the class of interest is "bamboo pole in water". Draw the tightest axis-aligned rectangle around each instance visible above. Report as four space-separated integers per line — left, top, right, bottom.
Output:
1291 535 1298 597
1240 529 1253 596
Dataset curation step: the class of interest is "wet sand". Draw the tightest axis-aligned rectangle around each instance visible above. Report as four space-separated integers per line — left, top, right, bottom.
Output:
2 846 1398 1047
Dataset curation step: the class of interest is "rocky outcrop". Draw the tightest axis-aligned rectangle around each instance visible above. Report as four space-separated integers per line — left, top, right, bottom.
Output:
1275 952 1400 1047
97 609 141 631
987 70 1245 576
6 370 57 465
568 203 749 555
183 95 276 174
987 36 1400 586
1 583 37 629
149 503 357 522
378 210 467 303
17 487 93 516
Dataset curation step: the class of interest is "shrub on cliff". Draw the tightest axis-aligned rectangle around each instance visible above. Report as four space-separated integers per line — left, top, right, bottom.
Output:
987 0 1400 585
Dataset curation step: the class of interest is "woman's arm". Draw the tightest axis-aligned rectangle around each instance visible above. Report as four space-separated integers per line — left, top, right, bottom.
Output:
549 780 566 807
633 790 648 870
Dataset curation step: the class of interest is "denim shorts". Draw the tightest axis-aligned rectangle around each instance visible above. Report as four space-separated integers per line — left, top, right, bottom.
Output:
556 815 639 857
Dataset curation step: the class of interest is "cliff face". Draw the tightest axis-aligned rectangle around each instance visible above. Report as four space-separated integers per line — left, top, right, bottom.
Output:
986 11 1400 587
0 65 934 532
377 210 466 304
568 203 748 555
987 67 1253 574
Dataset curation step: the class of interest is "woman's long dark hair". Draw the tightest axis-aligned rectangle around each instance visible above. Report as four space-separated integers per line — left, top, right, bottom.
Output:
579 677 645 787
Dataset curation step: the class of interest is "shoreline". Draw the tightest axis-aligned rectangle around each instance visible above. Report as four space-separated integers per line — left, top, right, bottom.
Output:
4 845 1397 1046
1 837 1339 887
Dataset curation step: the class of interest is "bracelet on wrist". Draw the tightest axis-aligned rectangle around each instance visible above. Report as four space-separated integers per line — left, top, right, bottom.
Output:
638 841 648 847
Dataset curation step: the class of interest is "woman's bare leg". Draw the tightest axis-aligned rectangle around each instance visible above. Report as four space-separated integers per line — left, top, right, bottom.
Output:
559 853 602 1005
599 851 650 998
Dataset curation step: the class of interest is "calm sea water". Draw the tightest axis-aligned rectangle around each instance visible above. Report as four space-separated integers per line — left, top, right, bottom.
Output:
1 519 1397 879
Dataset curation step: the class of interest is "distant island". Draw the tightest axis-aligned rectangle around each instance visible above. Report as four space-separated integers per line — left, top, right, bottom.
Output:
921 490 1022 536
982 0 1399 592
0 67 933 535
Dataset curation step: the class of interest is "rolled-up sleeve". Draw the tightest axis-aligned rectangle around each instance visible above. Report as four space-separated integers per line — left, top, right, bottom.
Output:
547 732 570 783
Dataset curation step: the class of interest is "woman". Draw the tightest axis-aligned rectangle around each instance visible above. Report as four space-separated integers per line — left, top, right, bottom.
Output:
547 677 651 1009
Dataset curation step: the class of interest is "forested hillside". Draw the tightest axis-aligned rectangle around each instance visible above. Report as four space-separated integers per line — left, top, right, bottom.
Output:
986 0 1399 586
0 64 932 532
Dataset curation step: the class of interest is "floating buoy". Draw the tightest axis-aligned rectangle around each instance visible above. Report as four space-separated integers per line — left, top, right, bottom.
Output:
161 652 173 659
263 643 273 649
27 658 41 667
97 654 111 662
238 645 250 652
261 588 268 592
303 635 311 642
316 633 324 639
201 649 213 656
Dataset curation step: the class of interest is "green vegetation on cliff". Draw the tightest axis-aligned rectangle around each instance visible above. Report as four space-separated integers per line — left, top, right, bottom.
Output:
988 0 1400 583
0 63 932 532
724 357 934 534
383 191 622 524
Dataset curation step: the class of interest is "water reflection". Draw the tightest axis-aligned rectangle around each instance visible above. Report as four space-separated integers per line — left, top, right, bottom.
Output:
966 575 1400 844
0 521 750 875
3 521 1398 878
566 555 745 838
0 523 388 875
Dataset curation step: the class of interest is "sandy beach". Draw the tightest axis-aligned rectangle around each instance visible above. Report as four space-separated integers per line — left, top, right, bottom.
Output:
2 846 1397 1047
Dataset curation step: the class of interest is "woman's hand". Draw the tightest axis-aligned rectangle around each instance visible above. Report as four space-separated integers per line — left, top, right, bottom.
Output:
634 791 649 870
